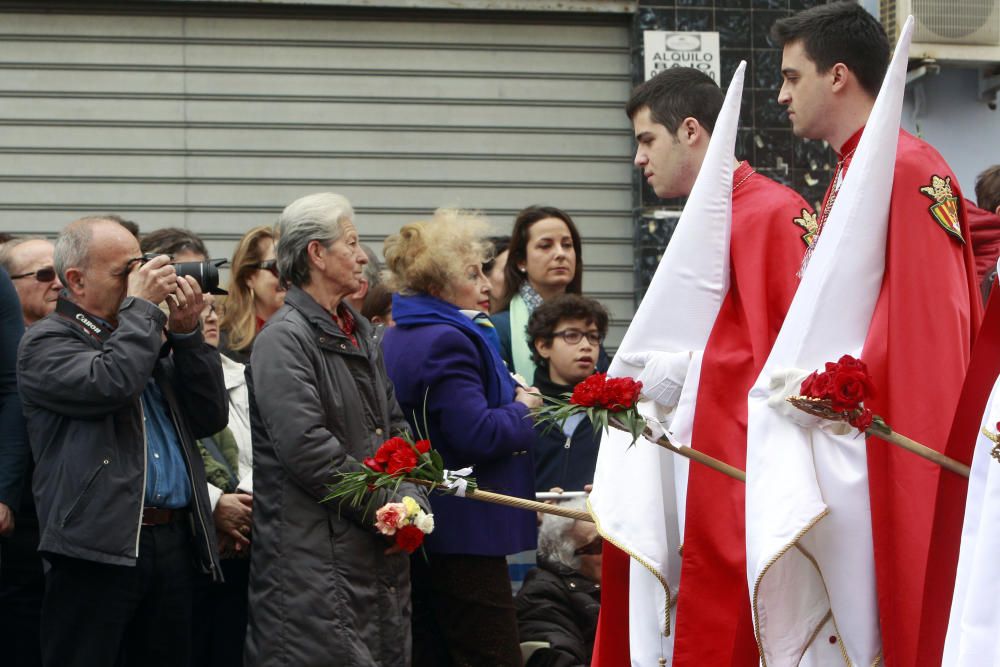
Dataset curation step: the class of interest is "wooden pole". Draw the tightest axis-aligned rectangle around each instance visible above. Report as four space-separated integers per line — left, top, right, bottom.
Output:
608 417 747 483
405 477 595 522
872 426 971 478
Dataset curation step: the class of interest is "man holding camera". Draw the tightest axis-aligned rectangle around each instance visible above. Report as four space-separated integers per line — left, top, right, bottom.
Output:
16 216 226 667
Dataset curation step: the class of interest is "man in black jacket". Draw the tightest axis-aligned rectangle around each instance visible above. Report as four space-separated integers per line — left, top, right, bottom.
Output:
16 216 226 667
516 498 602 667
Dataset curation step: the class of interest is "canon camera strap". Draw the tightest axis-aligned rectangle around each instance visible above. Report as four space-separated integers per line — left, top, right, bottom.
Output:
55 296 112 344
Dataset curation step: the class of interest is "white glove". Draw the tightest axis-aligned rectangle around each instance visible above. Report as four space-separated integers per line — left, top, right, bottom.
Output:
616 350 693 411
767 367 852 435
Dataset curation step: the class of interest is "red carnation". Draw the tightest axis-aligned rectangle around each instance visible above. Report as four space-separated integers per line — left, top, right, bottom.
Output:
363 457 383 473
415 439 431 454
570 373 606 408
386 446 419 476
375 437 408 465
603 377 642 412
395 524 426 553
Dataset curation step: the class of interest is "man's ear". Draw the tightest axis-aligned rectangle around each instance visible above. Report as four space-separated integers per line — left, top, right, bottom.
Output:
63 267 85 295
830 62 850 93
679 117 701 145
534 337 552 360
994 204 1000 217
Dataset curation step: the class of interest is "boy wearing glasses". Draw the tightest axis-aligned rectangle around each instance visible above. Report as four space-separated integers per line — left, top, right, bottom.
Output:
526 294 608 492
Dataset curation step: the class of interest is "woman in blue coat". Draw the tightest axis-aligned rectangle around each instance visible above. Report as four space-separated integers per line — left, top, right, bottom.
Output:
381 209 542 667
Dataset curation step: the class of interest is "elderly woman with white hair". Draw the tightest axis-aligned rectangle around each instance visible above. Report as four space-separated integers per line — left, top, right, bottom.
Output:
244 193 427 667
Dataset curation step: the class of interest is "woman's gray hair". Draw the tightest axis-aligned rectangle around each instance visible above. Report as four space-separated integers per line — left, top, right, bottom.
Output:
536 498 589 571
275 192 354 288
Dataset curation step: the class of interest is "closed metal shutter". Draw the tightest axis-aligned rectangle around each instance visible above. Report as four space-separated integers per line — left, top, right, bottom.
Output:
0 5 633 346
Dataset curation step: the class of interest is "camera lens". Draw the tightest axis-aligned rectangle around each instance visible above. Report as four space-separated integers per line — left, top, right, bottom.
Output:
174 261 227 295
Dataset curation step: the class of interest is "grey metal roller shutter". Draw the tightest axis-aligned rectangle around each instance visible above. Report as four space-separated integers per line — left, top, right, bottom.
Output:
0 5 634 347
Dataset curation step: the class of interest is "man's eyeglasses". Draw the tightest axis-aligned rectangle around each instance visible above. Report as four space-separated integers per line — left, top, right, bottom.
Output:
255 260 279 279
573 536 603 556
552 329 602 346
10 266 57 283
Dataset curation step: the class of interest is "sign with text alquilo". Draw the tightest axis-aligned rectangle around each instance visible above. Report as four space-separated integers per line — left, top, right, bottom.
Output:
643 31 721 83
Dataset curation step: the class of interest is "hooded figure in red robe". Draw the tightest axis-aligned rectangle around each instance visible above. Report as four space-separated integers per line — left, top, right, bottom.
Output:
772 5 981 665
592 66 809 667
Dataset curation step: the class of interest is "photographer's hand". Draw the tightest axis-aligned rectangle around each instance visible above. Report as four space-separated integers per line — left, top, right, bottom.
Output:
127 254 176 305
167 275 204 334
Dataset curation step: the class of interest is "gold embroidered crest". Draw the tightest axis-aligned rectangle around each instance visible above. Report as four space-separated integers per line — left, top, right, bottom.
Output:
919 175 964 243
792 208 818 248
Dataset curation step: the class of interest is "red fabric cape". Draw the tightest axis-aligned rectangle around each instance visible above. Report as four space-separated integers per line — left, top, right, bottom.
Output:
967 199 1000 291
593 163 809 666
851 129 981 667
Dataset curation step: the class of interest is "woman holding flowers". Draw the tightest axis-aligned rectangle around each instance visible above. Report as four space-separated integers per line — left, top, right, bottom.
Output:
244 193 427 667
381 209 542 667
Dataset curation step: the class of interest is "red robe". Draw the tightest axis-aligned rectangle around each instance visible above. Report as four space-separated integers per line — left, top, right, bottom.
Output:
838 128 980 667
593 162 809 667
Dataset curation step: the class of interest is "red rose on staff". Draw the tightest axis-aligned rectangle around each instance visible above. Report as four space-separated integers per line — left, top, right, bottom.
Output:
395 524 426 553
829 368 874 412
849 408 874 432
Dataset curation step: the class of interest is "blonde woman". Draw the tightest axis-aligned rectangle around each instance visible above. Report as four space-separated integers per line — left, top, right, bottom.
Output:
381 209 541 667
218 226 286 363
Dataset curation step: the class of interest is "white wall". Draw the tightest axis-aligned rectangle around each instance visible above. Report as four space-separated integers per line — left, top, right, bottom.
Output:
902 66 1000 198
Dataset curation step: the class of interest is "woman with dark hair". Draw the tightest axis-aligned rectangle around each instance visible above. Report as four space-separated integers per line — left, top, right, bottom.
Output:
380 209 541 667
493 205 607 381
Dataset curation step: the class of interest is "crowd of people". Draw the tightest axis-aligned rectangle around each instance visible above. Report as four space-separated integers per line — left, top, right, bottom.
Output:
0 2 999 667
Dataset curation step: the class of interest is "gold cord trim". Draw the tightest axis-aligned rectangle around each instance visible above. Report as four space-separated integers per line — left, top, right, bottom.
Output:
752 507 830 667
795 543 852 666
587 496 674 637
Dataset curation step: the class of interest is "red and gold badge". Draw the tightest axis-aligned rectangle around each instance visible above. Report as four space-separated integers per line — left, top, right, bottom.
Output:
792 208 818 248
919 175 964 243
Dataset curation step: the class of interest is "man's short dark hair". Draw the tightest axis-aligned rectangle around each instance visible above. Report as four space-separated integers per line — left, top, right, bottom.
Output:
526 294 609 368
140 227 209 258
976 165 1000 213
626 67 724 135
770 1 890 99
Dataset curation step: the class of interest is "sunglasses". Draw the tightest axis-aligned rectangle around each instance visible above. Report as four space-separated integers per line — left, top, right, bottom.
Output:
255 259 279 279
10 266 57 283
573 536 603 556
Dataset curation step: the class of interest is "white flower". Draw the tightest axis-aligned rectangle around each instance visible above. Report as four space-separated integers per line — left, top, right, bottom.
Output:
414 511 435 534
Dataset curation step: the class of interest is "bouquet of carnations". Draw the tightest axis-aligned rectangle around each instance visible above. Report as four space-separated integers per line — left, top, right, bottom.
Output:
324 431 596 524
323 432 478 512
533 372 646 445
374 495 435 553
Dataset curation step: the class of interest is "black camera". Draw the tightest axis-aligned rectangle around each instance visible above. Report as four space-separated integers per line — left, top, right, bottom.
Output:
140 253 228 295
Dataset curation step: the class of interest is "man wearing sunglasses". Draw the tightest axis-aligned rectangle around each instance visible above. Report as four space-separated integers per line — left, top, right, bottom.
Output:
0 238 60 667
0 239 62 327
